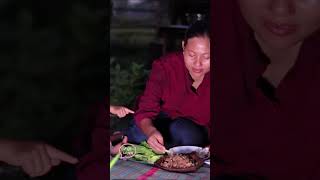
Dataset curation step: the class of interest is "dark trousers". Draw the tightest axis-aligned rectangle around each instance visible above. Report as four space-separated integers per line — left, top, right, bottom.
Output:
123 112 209 149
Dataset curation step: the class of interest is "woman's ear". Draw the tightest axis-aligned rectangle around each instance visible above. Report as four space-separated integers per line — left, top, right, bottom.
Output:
182 41 185 50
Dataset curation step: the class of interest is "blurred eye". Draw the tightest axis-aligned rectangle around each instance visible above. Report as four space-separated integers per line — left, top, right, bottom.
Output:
189 53 196 58
203 55 210 60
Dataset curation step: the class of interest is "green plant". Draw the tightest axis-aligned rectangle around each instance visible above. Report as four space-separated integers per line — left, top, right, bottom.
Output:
110 57 149 108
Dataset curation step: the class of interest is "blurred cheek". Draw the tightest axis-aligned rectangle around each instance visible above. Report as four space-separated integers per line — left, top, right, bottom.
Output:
308 16 320 33
204 62 210 72
184 58 193 67
292 17 320 41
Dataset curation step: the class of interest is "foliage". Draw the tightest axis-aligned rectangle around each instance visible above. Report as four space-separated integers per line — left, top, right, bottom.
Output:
110 57 149 108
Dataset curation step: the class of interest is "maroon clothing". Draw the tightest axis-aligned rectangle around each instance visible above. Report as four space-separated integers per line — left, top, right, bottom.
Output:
212 1 320 179
134 52 211 133
75 98 108 180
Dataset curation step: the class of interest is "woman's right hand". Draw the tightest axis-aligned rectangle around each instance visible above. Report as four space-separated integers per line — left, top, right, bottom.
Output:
147 130 166 154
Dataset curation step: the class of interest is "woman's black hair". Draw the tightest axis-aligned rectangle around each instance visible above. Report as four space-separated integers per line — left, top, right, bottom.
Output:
184 20 209 46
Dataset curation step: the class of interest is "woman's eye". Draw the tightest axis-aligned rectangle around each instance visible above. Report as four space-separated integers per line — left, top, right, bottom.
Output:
189 53 195 57
203 55 210 60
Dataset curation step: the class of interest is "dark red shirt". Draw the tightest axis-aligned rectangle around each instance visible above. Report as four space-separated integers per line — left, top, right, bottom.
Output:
212 1 320 179
134 52 211 131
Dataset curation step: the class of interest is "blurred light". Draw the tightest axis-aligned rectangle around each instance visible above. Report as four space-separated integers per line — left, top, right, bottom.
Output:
128 0 144 6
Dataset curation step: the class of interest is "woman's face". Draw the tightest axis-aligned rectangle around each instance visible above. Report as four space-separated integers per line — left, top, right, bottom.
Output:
183 36 210 81
238 0 320 49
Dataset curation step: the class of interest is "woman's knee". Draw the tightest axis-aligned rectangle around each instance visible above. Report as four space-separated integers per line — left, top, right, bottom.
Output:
123 119 147 144
169 118 208 146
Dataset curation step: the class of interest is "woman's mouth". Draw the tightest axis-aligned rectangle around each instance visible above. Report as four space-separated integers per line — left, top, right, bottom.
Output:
192 68 203 74
263 20 297 37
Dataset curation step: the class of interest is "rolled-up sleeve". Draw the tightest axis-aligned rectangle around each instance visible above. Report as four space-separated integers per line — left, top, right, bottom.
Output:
134 60 166 123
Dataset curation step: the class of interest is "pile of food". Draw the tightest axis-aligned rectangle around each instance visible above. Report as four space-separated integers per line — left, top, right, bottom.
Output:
159 152 200 169
120 143 205 172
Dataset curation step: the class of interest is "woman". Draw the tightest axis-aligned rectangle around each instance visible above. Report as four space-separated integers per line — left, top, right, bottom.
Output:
212 0 320 179
125 20 211 154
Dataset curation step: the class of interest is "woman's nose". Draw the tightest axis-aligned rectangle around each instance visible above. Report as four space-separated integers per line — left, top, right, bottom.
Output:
268 0 296 16
194 57 203 66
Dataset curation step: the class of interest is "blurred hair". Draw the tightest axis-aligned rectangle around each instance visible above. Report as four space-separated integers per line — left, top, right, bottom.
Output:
184 20 210 46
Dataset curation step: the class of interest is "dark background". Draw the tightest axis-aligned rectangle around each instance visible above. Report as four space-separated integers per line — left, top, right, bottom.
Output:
0 0 106 179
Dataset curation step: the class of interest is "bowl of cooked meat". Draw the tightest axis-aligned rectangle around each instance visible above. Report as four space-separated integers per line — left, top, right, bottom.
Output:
154 151 204 173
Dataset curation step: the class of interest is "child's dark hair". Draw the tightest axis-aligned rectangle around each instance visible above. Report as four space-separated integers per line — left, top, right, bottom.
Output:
184 20 209 46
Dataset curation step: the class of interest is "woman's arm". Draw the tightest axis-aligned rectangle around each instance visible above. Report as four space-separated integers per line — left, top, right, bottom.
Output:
138 118 157 137
134 59 165 124
134 59 168 154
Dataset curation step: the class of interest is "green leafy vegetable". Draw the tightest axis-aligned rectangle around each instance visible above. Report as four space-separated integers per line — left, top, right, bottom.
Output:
121 141 163 164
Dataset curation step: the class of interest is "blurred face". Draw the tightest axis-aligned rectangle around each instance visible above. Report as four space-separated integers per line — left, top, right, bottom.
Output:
183 36 210 81
238 0 320 49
